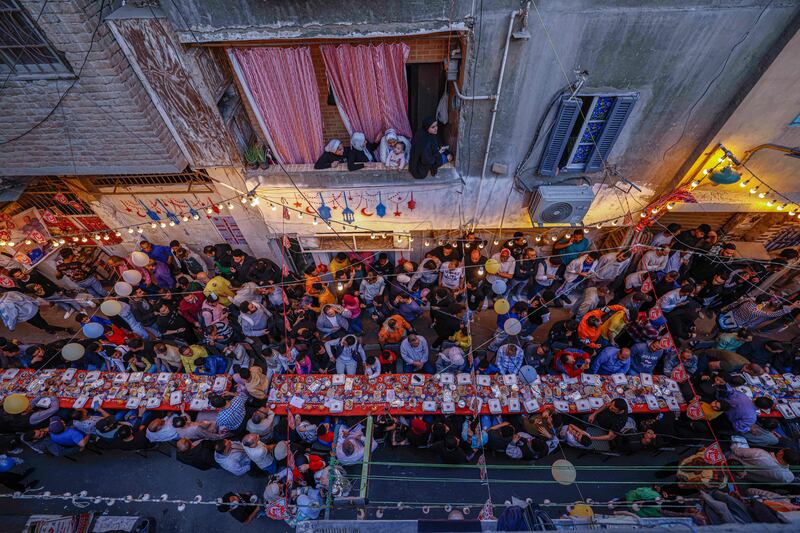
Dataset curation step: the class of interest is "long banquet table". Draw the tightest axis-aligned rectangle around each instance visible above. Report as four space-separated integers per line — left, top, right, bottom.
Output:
267 371 800 418
0 368 229 411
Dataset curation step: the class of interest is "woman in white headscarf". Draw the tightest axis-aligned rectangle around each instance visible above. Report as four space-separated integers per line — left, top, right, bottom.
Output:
314 139 347 169
346 132 379 171
378 128 411 164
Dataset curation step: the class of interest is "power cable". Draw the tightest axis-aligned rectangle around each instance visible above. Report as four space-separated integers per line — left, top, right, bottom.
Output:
0 0 108 146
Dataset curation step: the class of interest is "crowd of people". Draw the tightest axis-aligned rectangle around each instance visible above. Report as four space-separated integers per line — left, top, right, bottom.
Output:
1 221 799 525
314 118 452 179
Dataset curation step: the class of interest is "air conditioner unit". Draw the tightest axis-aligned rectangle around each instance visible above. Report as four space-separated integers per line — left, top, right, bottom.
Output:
528 185 595 226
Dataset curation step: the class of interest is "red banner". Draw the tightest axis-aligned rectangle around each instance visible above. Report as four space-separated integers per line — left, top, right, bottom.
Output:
687 400 704 420
671 365 688 383
704 442 724 465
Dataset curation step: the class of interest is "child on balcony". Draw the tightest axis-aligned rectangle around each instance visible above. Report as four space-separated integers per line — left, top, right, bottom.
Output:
384 141 407 170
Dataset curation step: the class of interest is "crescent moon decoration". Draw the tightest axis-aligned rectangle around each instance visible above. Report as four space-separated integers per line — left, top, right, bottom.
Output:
305 206 316 215
360 207 374 217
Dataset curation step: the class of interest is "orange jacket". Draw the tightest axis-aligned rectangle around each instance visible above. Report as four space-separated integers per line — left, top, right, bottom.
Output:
578 305 624 348
378 314 412 344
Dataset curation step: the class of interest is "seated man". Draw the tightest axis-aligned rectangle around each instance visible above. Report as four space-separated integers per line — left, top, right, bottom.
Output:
335 424 376 465
629 340 667 375
495 343 524 376
587 398 629 443
589 346 631 375
729 445 798 485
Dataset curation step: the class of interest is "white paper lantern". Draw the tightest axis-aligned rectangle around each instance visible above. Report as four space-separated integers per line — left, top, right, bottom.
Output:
114 281 133 297
121 269 142 285
503 317 522 336
100 300 122 317
130 251 149 267
62 343 85 361
551 459 577 485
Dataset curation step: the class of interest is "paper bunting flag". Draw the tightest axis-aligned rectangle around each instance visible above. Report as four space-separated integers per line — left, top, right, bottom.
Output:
704 442 724 465
478 498 495 520
686 400 704 420
671 365 688 383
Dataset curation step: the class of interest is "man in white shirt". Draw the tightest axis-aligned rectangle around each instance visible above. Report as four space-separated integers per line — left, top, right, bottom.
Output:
439 259 465 293
594 251 632 285
242 433 277 473
400 334 432 373
729 445 797 484
214 439 252 476
533 257 560 295
486 249 515 286
638 248 670 273
659 283 695 313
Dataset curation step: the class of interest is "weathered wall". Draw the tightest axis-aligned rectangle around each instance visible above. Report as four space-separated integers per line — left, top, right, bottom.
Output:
160 0 800 233
0 0 185 176
674 28 800 212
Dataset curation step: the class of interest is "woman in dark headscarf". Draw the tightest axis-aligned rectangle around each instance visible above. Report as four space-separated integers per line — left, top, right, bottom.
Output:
409 117 450 179
314 139 347 170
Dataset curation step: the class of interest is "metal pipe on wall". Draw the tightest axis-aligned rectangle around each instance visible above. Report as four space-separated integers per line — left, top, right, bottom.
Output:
469 9 523 231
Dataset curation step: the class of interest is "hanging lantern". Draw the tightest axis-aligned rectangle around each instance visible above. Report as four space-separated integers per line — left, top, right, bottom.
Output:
709 166 741 185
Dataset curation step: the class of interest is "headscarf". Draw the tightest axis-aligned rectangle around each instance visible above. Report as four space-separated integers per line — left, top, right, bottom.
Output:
350 132 374 162
421 116 437 131
384 128 398 144
324 139 342 153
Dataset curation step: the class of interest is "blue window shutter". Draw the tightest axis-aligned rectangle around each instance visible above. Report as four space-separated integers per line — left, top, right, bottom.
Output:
585 95 637 173
538 96 581 176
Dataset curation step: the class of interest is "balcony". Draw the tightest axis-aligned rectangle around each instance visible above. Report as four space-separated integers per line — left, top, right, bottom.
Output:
246 162 460 189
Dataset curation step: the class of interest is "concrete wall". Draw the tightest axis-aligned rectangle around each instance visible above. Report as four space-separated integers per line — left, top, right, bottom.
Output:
671 28 800 213
157 0 800 234
0 0 184 176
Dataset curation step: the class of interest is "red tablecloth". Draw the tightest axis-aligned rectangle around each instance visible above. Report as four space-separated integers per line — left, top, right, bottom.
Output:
0 368 229 411
267 373 687 416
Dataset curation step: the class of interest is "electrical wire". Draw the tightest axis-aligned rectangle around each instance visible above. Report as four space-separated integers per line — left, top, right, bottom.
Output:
0 0 108 146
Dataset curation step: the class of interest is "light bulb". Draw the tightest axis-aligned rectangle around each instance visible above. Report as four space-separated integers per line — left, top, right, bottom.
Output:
192 214 200 220
137 227 144 233
168 221 175 227
424 240 430 246
182 215 189 222
396 235 404 242
336 282 344 292
150 222 157 228
297 212 302 219
370 233 376 239
702 168 710 175
478 242 485 249
409 237 414 242
24 239 32 245
551 235 558 241
269 202 275 210
206 207 213 214
72 236 79 242
52 240 59 247
758 191 766 199
690 180 700 188
128 228 134 234
240 196 248 204
81 236 88 242
651 207 658 214
777 203 787 211
2 240 9 246
103 234 110 240
477 267 485 276
312 217 318 225
718 156 725 163
535 235 542 241
6 241 14 247
160 222 167 228
595 224 602 229
227 202 234 210
739 179 750 188
465 243 471 249
611 220 618 226
94 234 101 240
217 203 225 210
583 228 590 233
790 209 797 216
766 199 774 207
640 212 647 218
114 231 121 237
750 186 759 194
493 240 499 245
667 202 675 210
382 233 388 239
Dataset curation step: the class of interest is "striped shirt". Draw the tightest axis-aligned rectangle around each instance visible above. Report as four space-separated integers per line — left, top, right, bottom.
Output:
216 395 246 432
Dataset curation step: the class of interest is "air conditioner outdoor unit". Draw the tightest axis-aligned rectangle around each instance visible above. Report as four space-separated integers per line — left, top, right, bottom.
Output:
528 185 595 226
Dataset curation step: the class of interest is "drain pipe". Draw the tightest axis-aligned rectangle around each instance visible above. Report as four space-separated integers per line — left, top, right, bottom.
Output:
462 8 523 231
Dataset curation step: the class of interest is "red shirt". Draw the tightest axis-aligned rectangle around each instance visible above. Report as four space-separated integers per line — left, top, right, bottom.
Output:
178 292 205 325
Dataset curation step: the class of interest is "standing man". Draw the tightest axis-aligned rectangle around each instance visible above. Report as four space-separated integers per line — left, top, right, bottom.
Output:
55 247 107 298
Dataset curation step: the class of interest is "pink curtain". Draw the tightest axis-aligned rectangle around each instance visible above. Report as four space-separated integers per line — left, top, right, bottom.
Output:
231 47 323 164
321 43 413 142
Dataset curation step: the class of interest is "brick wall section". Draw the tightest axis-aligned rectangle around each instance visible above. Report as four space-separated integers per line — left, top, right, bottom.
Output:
0 0 184 176
305 36 450 143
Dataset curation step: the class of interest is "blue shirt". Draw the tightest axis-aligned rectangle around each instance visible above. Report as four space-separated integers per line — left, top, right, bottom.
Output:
629 342 665 374
722 387 757 433
560 238 590 264
589 347 631 375
50 428 85 447
145 244 172 265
